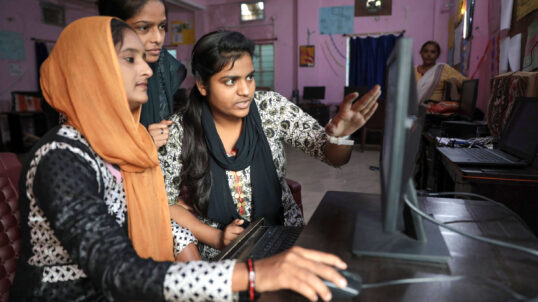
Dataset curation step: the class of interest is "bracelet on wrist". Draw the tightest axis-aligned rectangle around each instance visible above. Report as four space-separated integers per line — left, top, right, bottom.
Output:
247 258 256 301
325 118 354 146
327 134 354 146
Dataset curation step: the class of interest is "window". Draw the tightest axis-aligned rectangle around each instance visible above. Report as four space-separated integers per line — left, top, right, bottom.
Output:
240 1 265 22
252 44 274 90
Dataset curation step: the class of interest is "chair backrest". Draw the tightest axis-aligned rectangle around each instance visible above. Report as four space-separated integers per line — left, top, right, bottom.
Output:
0 153 21 302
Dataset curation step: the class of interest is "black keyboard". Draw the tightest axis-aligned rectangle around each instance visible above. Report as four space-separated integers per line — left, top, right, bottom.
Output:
215 218 303 261
250 226 302 259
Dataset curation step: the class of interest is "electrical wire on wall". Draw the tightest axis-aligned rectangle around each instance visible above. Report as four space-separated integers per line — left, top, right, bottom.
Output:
329 34 347 60
324 40 345 69
320 42 339 76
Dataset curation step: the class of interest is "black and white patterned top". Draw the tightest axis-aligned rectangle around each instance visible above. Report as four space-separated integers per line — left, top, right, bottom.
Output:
10 125 237 302
159 91 329 259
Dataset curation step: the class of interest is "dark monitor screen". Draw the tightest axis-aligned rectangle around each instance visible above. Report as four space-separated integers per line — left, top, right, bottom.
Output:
352 38 450 263
499 97 538 163
303 86 325 100
344 86 369 98
458 79 478 121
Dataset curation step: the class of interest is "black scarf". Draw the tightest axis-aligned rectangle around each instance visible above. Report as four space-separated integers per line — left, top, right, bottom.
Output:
201 100 283 226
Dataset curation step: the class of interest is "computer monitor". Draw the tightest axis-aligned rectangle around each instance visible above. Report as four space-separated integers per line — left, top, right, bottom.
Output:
303 86 325 101
458 79 479 121
344 86 369 98
352 38 451 263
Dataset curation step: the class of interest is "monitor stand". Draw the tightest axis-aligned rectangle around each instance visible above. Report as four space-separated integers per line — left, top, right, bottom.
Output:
352 180 451 263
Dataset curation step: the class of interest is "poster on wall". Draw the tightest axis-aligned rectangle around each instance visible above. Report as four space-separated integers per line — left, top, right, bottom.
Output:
171 20 195 45
319 6 354 35
0 31 25 61
299 45 315 67
516 0 538 21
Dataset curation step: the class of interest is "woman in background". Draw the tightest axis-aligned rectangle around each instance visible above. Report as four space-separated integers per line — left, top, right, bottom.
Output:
415 40 467 113
159 30 380 259
10 16 349 302
99 0 186 148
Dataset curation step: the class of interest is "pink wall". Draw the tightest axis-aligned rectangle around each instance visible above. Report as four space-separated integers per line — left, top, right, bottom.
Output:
1 0 494 115
297 0 454 106
0 0 96 111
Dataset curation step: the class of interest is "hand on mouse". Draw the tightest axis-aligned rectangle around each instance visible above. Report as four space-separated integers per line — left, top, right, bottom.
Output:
253 246 348 301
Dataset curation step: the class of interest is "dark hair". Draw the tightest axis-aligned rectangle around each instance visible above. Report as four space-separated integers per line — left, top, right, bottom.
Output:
179 31 255 216
420 40 441 56
110 19 133 49
98 0 167 25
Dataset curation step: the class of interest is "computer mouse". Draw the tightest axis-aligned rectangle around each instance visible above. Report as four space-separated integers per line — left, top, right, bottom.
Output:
322 269 361 300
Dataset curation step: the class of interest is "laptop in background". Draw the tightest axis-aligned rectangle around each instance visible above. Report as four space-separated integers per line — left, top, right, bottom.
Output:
215 218 302 261
437 97 538 167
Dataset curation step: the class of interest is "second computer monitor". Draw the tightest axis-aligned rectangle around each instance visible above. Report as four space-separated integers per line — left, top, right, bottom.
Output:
303 86 325 102
459 79 479 121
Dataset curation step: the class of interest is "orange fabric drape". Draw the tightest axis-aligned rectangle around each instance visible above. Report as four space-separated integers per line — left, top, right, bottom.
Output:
40 16 174 261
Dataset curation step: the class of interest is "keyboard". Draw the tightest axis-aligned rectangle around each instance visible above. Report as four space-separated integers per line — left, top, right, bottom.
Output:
215 218 303 261
456 148 520 163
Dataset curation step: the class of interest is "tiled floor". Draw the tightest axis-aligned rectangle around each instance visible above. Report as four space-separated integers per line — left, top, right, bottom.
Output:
285 145 381 223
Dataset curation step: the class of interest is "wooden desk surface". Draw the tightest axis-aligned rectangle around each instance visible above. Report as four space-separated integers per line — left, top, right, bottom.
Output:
260 191 538 302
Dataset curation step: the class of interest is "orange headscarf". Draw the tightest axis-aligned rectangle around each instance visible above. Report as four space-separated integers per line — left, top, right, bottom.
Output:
40 16 174 261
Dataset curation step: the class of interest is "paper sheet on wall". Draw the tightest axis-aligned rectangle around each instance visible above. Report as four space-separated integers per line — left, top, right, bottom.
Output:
319 6 354 35
499 37 509 73
0 31 25 61
523 19 538 71
508 34 521 71
501 0 514 31
454 22 463 65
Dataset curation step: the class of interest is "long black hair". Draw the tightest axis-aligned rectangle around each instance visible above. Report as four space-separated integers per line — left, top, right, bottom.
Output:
98 0 167 27
179 31 255 216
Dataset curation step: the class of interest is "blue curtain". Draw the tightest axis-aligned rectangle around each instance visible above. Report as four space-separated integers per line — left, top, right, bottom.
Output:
35 42 49 90
349 34 402 98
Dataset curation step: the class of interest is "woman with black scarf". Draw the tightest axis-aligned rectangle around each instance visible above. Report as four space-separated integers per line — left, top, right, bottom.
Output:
159 30 380 259
98 0 187 149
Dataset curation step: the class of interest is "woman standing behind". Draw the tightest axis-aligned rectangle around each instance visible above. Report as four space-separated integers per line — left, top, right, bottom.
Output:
10 17 348 302
415 40 467 110
159 30 380 259
99 0 186 148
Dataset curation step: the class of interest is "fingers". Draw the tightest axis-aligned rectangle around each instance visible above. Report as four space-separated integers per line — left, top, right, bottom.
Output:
351 85 381 112
254 247 349 301
290 246 347 270
341 92 360 108
148 121 171 148
362 101 379 122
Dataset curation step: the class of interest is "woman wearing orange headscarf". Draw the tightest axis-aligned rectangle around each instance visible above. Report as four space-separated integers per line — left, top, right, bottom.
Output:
10 16 349 302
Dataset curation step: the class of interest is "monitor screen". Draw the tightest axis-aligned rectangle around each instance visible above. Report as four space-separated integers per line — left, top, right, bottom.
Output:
499 97 538 163
458 79 478 121
303 86 325 100
344 86 369 98
352 38 450 263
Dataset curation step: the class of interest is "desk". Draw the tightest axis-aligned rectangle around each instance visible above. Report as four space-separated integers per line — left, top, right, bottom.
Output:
260 191 538 302
438 152 538 235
